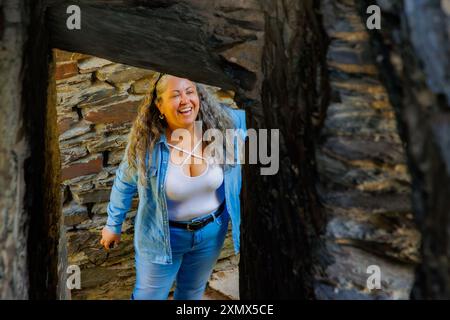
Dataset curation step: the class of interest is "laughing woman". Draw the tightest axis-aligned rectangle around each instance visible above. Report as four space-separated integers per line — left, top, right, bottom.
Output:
100 73 246 300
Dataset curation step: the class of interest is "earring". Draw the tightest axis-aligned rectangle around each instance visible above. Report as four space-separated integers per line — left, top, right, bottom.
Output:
159 113 165 119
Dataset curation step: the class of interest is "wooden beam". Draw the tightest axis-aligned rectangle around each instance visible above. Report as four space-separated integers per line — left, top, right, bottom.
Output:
46 1 237 90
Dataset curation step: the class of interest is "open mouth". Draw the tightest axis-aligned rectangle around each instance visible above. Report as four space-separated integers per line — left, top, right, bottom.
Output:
178 107 193 115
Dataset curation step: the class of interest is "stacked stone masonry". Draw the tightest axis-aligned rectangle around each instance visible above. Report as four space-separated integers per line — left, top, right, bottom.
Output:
314 0 420 299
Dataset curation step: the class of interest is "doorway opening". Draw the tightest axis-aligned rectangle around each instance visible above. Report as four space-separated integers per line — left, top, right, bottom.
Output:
53 49 241 299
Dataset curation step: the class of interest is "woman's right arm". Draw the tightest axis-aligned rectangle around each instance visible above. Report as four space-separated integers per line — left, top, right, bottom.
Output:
100 154 138 250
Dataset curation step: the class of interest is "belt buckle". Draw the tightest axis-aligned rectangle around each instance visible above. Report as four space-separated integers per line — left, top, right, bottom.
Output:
187 220 203 231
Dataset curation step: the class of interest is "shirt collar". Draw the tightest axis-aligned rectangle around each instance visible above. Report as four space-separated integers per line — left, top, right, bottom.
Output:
156 132 167 145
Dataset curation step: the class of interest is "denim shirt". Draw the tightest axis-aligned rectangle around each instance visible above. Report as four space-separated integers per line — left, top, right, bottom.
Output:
105 107 247 264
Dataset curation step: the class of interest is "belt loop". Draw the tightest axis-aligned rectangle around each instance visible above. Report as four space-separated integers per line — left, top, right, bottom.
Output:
212 209 222 226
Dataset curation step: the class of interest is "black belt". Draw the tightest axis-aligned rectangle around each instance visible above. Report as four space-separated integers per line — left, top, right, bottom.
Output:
169 202 225 231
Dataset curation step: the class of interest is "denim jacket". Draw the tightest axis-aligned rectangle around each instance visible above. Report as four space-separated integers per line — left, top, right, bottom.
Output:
105 107 246 264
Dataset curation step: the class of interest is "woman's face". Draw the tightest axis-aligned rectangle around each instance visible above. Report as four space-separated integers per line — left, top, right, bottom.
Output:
156 76 200 130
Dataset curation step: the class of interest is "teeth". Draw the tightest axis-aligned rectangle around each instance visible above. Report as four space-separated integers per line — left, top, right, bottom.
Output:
179 107 192 113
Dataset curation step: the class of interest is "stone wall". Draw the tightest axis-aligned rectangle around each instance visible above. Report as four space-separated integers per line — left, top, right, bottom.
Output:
0 0 30 299
54 49 239 299
357 0 450 299
313 0 420 299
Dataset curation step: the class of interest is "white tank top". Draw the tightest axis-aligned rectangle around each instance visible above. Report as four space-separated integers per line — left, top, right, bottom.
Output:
165 140 225 221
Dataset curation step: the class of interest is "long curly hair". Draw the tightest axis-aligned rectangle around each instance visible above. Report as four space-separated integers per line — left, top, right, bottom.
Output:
126 73 235 187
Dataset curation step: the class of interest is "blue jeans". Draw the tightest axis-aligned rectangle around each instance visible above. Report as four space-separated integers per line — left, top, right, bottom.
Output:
131 207 230 300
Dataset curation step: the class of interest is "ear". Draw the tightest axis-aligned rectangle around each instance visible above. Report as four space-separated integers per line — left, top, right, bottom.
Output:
155 98 162 113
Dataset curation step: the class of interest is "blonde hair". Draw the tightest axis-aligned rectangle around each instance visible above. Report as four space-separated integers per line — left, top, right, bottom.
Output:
126 73 235 187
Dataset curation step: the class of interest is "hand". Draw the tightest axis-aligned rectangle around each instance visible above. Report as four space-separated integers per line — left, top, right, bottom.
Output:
100 227 121 251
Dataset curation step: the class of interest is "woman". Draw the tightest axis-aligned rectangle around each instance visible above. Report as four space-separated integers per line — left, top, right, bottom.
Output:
100 73 246 300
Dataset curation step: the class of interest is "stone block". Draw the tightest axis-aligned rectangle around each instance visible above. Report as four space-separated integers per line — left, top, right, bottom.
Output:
108 148 125 166
60 146 89 166
63 201 89 226
61 153 103 182
56 73 92 86
53 48 90 62
208 267 239 300
95 64 154 85
315 241 415 299
59 120 92 142
55 61 78 81
131 72 161 94
81 95 143 125
86 134 129 153
72 188 111 205
57 81 115 109
95 122 132 136
57 112 79 134
59 132 98 151
78 57 113 73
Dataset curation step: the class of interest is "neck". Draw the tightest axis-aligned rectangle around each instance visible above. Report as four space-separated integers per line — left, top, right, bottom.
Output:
166 123 201 145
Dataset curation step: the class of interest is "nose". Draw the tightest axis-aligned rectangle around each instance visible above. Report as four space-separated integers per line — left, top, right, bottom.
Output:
180 92 189 105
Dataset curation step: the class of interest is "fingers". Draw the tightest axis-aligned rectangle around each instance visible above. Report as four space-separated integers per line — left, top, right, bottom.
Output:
100 238 120 251
100 238 111 251
100 228 120 251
